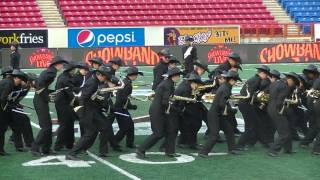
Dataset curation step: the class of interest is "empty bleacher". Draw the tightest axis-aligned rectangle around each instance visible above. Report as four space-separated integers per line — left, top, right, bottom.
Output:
58 0 282 34
0 0 46 28
279 0 320 33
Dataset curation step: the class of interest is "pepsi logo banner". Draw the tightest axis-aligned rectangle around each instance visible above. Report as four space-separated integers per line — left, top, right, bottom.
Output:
68 28 145 48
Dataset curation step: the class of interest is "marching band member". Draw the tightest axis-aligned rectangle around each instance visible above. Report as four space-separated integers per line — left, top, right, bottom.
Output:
31 56 68 156
66 66 121 160
199 70 242 157
300 65 319 148
0 70 28 155
106 56 123 75
152 48 171 90
114 66 143 148
210 52 242 78
236 65 271 150
9 73 37 151
54 62 79 151
267 72 300 157
136 67 183 158
178 60 209 149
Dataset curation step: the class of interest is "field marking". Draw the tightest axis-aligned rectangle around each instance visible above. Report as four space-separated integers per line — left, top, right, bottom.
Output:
119 152 195 164
23 155 95 168
87 151 141 180
190 153 228 156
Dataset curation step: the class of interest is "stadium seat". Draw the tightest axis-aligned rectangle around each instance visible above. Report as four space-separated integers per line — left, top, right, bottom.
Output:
278 0 320 33
0 0 46 28
57 0 281 34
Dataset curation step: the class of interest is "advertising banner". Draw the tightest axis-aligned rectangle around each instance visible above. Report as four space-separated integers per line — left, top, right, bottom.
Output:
164 26 240 45
68 28 145 48
315 24 320 42
0 29 48 48
1 43 319 69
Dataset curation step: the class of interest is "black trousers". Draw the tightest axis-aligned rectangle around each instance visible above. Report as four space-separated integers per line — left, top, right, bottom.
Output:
312 100 320 153
55 102 76 149
32 94 52 153
183 61 193 76
11 111 34 148
237 101 259 147
267 105 292 153
301 111 318 145
179 103 206 146
114 109 134 147
0 110 11 152
255 107 275 145
200 115 236 155
138 112 177 154
68 110 114 156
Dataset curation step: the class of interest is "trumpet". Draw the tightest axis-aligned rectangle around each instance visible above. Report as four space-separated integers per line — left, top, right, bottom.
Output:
307 89 320 99
279 88 299 115
256 91 270 109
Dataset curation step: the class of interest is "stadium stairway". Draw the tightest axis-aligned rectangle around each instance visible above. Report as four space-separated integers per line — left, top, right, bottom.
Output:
262 0 298 35
36 0 65 27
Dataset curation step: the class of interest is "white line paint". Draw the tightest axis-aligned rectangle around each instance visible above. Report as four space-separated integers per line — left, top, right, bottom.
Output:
87 151 141 180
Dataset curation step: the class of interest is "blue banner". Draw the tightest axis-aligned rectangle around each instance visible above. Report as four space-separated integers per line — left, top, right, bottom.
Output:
68 28 145 48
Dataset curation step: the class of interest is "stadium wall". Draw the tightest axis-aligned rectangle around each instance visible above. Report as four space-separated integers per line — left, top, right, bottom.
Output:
1 43 319 69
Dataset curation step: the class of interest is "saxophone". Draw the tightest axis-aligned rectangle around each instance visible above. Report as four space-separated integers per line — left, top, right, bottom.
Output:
194 81 216 95
307 89 320 99
165 95 198 114
279 88 299 115
90 78 125 101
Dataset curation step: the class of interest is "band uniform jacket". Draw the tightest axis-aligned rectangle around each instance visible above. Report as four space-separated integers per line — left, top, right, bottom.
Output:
152 61 168 90
35 66 57 102
114 77 135 111
149 78 175 124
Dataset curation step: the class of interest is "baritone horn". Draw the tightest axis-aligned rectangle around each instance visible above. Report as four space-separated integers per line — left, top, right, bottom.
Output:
256 91 270 109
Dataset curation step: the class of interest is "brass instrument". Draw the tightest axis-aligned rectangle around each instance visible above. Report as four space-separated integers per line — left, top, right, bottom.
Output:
256 91 270 109
229 87 251 102
307 89 320 99
170 95 197 103
129 95 149 102
91 78 125 101
194 81 216 94
235 81 245 87
279 88 299 115
49 87 70 102
165 95 198 114
202 93 216 103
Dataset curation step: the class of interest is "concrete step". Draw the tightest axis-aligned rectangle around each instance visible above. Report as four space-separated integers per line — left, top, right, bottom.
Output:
36 0 66 27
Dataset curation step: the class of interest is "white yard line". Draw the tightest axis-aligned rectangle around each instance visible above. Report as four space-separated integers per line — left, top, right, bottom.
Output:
87 151 141 180
30 120 141 179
